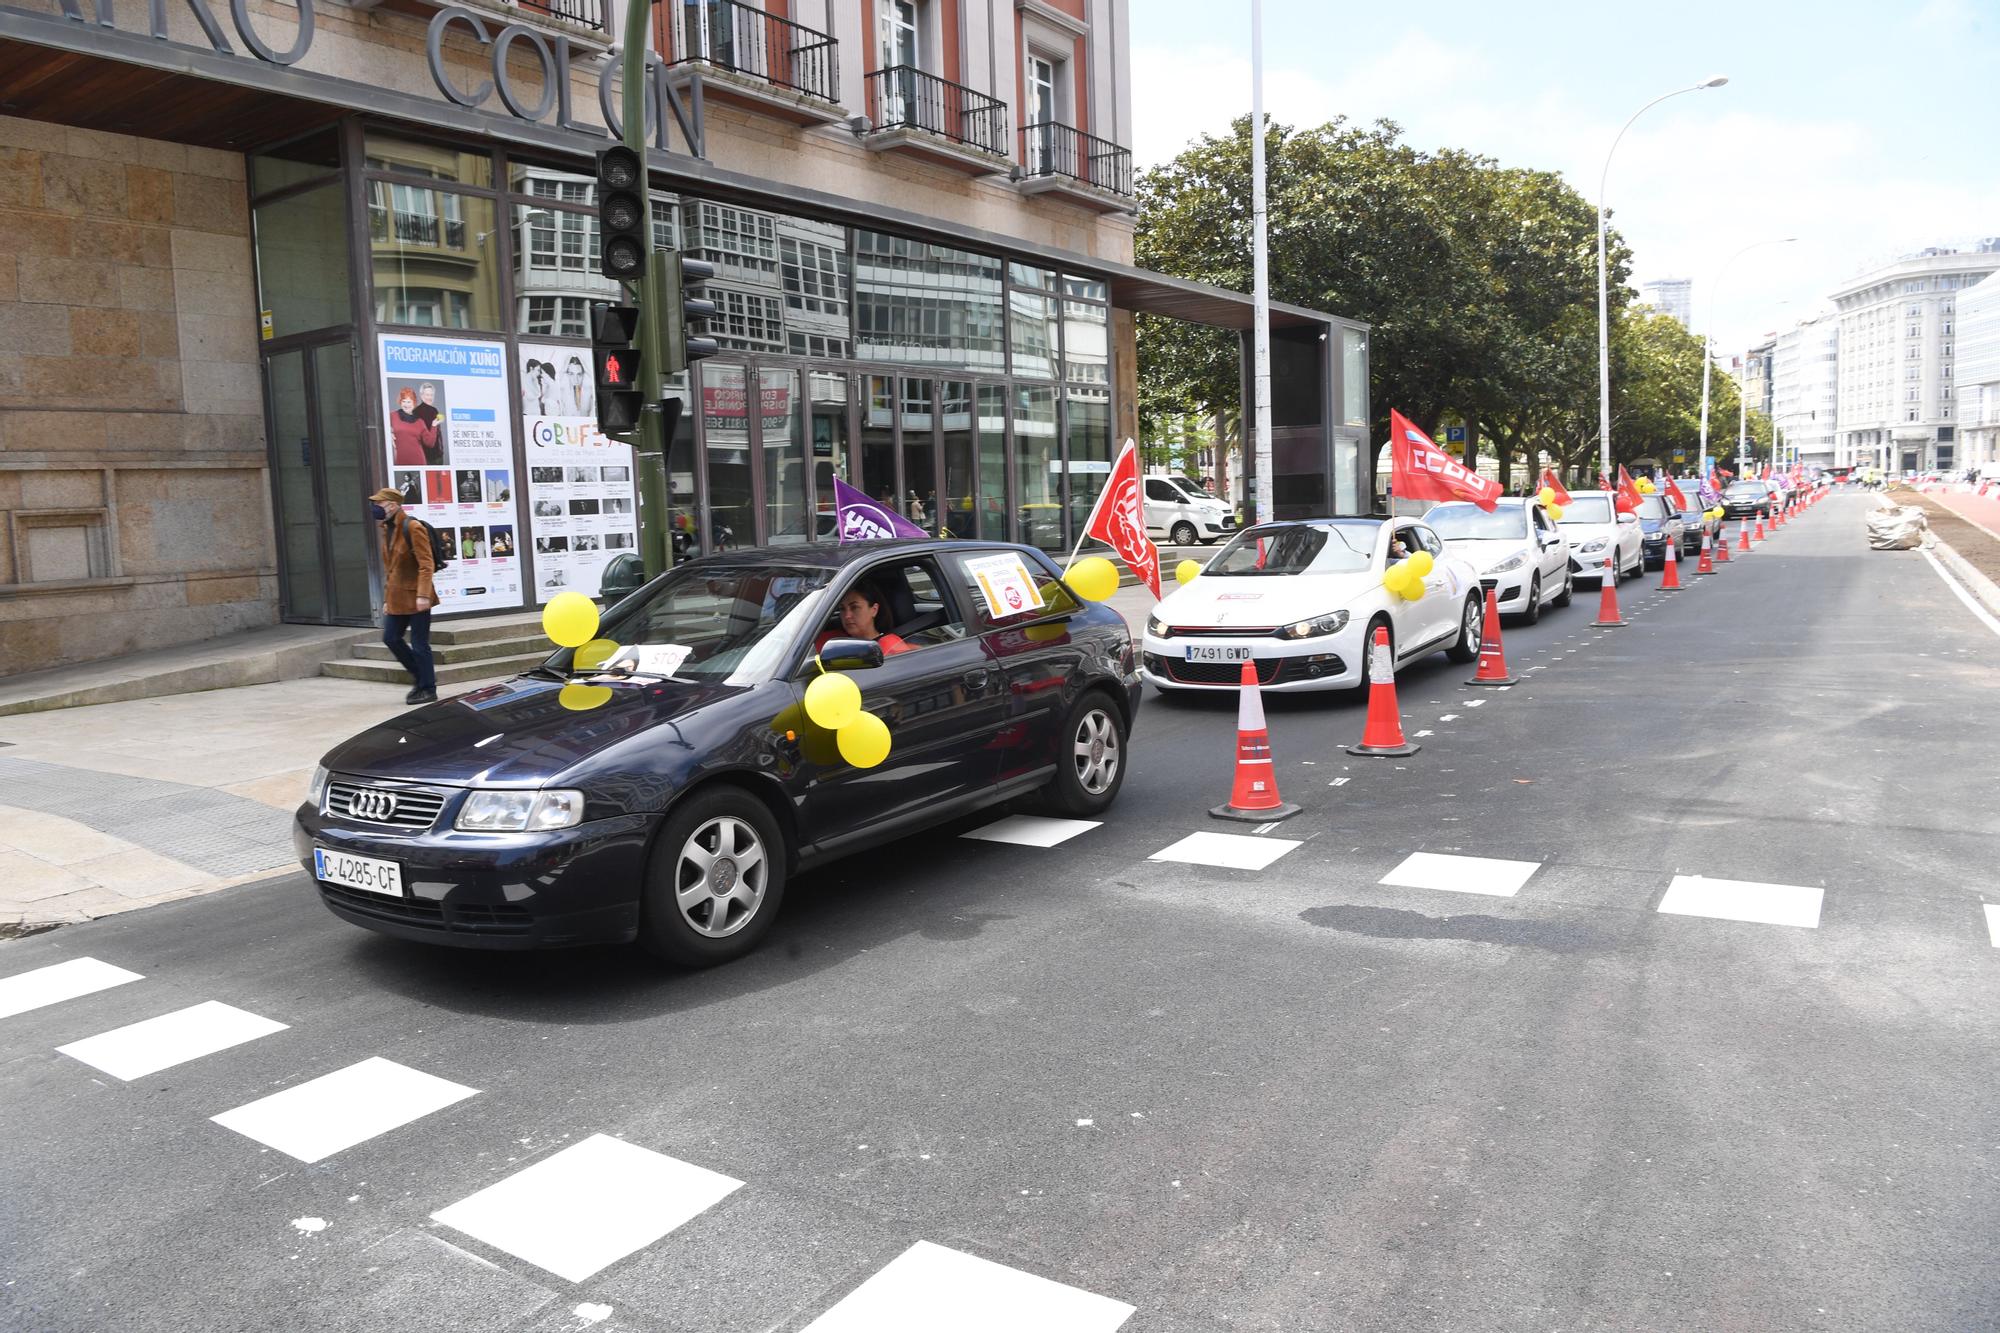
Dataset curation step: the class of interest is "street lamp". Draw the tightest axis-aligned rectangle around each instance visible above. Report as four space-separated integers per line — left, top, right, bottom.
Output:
1596 75 1727 487
1697 238 1796 477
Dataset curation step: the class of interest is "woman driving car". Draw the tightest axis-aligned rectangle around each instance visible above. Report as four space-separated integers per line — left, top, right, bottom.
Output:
815 580 912 657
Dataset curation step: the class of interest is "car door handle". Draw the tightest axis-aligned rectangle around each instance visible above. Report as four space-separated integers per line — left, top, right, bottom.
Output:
962 668 991 690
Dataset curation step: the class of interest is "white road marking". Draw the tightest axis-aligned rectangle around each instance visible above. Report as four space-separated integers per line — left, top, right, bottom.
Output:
1149 832 1299 871
1464 699 1486 707
1985 904 2000 948
1438 714 1459 721
1329 777 1350 787
0 957 143 1020
1657 875 1822 929
212 1057 477 1163
432 1134 741 1283
1919 548 2000 639
801 1240 1134 1332
1379 852 1540 898
58 1001 287 1080
961 815 1102 848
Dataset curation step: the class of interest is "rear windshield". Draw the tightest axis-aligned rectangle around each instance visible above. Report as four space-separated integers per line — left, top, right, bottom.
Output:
1638 496 1674 520
1424 504 1527 540
1557 497 1614 524
1725 482 1766 497
1206 524 1374 576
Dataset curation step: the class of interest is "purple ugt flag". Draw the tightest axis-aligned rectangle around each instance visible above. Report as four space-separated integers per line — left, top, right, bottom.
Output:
832 475 929 543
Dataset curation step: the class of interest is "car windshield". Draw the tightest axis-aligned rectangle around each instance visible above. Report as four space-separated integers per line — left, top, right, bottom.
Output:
1424 504 1526 540
1206 524 1374 575
1638 496 1673 520
1557 497 1614 525
544 562 835 683
1725 482 1766 497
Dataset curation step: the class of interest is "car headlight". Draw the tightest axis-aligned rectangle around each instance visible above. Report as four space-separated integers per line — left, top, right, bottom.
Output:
1279 610 1349 639
1579 538 1607 553
1146 612 1173 639
1484 553 1527 574
456 788 586 832
307 764 331 810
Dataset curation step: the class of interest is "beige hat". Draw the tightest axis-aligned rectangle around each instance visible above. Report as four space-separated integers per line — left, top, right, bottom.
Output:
368 487 403 503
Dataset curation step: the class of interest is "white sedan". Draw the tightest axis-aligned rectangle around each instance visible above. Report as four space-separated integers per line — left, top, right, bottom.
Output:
1140 517 1486 694
1422 498 1574 624
1556 490 1644 584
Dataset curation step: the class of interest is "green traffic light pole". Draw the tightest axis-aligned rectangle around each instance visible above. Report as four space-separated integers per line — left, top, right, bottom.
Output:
618 0 674 581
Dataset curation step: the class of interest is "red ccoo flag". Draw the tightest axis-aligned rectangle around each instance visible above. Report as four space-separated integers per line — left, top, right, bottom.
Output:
1614 465 1643 514
1663 475 1690 510
1081 438 1162 598
1540 468 1573 506
1389 410 1501 511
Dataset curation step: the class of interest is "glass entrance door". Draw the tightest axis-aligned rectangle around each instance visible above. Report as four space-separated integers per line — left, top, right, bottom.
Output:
265 338 372 624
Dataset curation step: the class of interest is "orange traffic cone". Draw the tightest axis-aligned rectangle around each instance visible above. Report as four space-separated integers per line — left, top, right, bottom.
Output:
1715 530 1731 563
1211 660 1300 821
1348 626 1419 757
1592 561 1626 626
1773 503 1785 529
1737 520 1752 553
1696 531 1716 574
1659 536 1684 590
1753 516 1766 542
1466 586 1515 686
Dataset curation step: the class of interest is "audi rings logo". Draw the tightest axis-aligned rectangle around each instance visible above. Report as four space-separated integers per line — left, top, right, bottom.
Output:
351 789 401 822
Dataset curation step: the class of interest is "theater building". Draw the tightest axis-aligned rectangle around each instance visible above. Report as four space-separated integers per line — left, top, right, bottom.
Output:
0 0 1366 674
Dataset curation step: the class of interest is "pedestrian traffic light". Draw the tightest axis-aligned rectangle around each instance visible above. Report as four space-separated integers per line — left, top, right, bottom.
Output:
657 252 721 376
591 302 643 436
595 146 646 281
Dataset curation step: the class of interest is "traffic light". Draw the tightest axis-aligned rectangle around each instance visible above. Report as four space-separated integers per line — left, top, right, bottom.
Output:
591 302 643 436
595 146 646 281
657 253 720 376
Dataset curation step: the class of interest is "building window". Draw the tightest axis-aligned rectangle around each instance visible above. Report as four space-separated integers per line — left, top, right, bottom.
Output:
693 202 779 277
714 289 785 352
781 237 849 317
521 295 590 338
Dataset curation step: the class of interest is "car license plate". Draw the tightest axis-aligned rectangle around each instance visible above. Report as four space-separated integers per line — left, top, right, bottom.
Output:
314 847 403 898
1185 645 1252 663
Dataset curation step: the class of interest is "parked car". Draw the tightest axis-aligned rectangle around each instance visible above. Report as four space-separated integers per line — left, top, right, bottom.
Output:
1422 497 1573 624
1634 494 1688 568
1140 517 1485 694
1670 494 1722 552
1555 491 1644 583
296 540 1140 965
1144 476 1236 546
1721 480 1776 518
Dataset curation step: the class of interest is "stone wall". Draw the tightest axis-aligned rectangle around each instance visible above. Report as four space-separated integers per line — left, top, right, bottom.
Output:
0 115 275 678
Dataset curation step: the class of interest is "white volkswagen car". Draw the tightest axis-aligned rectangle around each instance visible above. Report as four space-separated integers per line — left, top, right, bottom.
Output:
1144 476 1236 546
1422 498 1573 624
1141 517 1485 694
1556 490 1644 584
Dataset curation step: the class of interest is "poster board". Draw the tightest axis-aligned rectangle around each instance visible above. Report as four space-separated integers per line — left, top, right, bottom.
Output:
378 334 522 612
519 342 640 603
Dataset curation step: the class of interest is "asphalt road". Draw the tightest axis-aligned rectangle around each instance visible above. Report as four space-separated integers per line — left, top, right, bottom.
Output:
3 494 1996 1332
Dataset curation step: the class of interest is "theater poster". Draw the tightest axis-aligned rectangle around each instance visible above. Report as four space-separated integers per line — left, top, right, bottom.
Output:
378 334 522 613
519 341 639 603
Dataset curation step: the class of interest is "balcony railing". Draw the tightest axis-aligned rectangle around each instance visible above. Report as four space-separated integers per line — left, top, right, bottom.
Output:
660 0 838 103
513 0 605 32
370 206 467 251
865 65 1008 157
1019 121 1134 197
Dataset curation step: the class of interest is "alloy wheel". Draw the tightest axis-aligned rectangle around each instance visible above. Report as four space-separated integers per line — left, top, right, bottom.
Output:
1073 707 1122 795
1464 598 1482 652
674 815 767 938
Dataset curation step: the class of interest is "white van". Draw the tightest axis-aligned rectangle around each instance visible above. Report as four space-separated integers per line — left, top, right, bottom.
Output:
1143 476 1235 545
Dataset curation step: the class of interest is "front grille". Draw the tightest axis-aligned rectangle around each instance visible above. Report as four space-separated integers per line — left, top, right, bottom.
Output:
317 882 533 935
1154 655 1285 686
1168 625 1277 637
325 778 449 831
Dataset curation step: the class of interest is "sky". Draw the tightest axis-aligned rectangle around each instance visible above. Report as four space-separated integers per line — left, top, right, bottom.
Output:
1128 0 2000 357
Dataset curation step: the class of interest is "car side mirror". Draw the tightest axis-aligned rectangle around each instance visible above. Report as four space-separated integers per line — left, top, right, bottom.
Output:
1618 513 1637 525
817 638 884 670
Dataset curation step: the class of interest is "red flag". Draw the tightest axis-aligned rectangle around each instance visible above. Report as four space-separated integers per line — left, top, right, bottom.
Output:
1539 468 1573 506
1614 466 1643 514
1663 475 1690 510
1081 439 1162 598
1388 409 1500 511
1760 464 1773 481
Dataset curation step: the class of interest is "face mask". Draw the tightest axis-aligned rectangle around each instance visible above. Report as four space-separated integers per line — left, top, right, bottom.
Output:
370 504 387 522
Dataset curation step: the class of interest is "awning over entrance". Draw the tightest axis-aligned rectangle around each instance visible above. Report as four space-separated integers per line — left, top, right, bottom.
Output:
1102 266 1346 333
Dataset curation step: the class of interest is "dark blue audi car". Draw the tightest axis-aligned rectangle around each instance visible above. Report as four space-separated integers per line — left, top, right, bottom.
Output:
295 540 1139 966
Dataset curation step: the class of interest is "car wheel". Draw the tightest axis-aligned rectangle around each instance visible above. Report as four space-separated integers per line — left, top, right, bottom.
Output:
1040 690 1128 816
1521 575 1542 625
1445 594 1483 664
640 788 787 967
1553 572 1574 608
1170 521 1198 548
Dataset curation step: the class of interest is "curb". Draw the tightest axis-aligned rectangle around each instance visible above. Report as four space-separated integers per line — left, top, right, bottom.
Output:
1930 535 2000 622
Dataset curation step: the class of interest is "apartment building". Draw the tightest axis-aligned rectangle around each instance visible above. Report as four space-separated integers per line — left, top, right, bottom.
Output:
1769 314 1838 469
1954 273 2000 474
1828 242 2000 474
1639 277 1693 329
0 0 1368 673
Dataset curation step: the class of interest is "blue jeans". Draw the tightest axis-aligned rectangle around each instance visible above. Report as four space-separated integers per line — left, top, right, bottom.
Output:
381 611 435 691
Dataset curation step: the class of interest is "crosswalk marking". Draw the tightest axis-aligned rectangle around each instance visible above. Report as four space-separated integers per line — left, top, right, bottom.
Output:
211 1056 477 1163
1149 831 1299 871
1380 851 1540 898
962 815 1102 848
57 1001 286 1081
432 1134 742 1283
802 1240 1134 1332
1657 875 1823 930
0 957 143 1020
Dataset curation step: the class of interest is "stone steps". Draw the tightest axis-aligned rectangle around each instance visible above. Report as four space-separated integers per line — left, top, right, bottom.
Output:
348 634 549 666
320 651 551 686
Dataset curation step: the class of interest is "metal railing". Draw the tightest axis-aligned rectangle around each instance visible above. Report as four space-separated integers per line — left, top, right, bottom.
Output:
370 206 467 251
1019 121 1134 197
512 0 606 32
658 0 838 103
865 65 1008 157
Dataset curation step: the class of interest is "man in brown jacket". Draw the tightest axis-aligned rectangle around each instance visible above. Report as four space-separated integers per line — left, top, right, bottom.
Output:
369 486 438 704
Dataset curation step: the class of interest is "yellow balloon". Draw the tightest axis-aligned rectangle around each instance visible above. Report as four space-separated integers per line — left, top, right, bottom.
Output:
1175 559 1201 586
836 710 891 768
1383 565 1413 597
1548 503 1565 522
1407 550 1435 578
557 682 611 712
1538 487 1556 507
1024 622 1068 643
573 637 619 671
542 591 599 648
1403 577 1426 602
803 671 862 730
1067 556 1119 602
